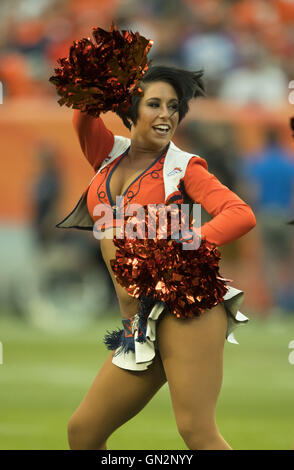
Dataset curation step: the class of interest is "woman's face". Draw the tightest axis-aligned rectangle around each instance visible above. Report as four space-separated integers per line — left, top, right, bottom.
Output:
131 81 179 151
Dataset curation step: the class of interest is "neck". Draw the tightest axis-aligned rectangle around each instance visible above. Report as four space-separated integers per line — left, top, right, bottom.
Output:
128 141 169 163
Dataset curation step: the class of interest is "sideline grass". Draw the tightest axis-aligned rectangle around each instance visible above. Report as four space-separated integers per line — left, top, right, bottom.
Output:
0 312 294 450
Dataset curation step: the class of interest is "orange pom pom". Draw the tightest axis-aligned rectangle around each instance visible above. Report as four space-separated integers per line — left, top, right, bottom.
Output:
49 22 153 117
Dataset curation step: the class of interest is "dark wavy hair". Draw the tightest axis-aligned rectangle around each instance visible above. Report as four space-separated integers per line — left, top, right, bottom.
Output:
116 66 206 130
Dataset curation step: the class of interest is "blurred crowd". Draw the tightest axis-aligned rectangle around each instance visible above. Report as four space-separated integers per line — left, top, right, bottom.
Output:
0 0 293 107
1 0 294 320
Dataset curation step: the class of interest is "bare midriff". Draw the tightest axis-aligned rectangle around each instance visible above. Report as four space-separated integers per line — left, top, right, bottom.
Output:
100 235 141 318
100 154 159 319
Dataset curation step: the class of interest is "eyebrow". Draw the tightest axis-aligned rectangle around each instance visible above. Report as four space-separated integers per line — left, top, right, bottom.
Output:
146 97 179 102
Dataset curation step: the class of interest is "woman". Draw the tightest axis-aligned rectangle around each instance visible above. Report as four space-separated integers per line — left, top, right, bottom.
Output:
56 65 256 450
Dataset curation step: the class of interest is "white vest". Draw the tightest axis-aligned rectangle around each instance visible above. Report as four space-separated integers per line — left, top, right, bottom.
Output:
56 136 205 230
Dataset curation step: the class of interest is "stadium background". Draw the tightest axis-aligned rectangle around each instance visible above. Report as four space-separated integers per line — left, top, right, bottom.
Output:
0 0 294 449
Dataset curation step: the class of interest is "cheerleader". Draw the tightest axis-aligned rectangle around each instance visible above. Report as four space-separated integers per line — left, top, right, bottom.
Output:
50 24 256 450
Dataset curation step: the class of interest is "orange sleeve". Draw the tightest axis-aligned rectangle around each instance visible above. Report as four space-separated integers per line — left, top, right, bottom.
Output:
184 156 256 246
72 109 115 172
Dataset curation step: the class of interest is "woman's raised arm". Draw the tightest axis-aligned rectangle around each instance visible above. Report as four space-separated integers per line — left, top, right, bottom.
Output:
72 109 115 172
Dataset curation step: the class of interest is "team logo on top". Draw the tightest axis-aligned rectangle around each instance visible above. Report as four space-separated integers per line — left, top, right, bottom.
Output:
167 167 182 177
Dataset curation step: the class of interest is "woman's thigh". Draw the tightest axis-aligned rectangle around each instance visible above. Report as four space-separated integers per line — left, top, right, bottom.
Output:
69 349 167 443
156 303 227 437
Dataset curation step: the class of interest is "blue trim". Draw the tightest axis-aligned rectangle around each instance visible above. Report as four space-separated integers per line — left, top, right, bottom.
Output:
56 224 93 231
106 144 169 208
103 295 160 354
167 194 183 203
106 147 130 208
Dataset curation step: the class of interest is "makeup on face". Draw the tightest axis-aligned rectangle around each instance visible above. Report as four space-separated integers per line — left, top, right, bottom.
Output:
133 81 179 146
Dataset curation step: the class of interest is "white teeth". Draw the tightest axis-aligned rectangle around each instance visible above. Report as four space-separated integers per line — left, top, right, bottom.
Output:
153 125 170 132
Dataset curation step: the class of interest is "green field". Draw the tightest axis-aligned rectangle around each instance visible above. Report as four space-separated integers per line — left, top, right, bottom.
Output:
0 311 294 450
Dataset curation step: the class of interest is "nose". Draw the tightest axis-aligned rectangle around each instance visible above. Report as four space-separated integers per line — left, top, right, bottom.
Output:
158 104 171 119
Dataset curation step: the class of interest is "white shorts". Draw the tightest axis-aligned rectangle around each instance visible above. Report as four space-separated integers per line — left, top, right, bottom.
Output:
109 286 248 372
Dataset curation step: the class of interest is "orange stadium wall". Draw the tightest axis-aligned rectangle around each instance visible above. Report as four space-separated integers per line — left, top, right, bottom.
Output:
0 98 293 223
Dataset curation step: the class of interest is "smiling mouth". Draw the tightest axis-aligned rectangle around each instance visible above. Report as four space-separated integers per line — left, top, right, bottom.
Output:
152 126 171 135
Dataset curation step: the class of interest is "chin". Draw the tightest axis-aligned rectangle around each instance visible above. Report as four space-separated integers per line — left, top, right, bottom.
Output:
153 139 170 151
151 134 170 146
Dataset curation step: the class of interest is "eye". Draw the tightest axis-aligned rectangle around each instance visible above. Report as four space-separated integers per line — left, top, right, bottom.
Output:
148 102 178 110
